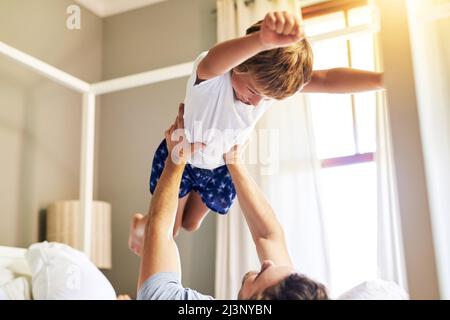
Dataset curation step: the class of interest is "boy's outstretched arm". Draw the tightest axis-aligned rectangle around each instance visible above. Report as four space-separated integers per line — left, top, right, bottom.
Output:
197 12 304 81
301 68 384 94
138 104 204 289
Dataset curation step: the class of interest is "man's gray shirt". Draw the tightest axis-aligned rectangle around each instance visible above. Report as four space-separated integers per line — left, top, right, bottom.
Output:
138 272 214 300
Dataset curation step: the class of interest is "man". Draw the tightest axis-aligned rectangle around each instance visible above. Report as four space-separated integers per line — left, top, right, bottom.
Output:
137 104 328 300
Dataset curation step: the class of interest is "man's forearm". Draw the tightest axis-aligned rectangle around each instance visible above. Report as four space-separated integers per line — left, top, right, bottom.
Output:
227 163 282 241
303 68 384 94
198 32 266 79
139 157 184 288
147 159 185 233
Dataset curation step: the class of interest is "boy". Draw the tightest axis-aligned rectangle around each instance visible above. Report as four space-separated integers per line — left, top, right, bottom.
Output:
129 11 383 255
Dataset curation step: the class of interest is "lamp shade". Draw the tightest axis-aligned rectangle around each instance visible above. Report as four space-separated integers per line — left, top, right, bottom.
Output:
46 200 112 269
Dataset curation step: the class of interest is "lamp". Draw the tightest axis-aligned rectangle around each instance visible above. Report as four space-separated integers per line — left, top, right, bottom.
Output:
46 200 112 269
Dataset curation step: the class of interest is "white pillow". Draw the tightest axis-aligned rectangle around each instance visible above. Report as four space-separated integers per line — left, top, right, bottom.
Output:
0 268 15 286
337 279 409 300
26 242 116 300
0 288 8 300
0 277 32 300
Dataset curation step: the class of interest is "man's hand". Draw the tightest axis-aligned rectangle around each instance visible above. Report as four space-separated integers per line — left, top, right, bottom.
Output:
166 104 205 165
224 143 248 166
259 11 304 50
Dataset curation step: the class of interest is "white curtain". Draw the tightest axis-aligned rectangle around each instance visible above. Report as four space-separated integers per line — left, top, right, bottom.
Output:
376 91 408 291
215 0 330 299
406 0 450 299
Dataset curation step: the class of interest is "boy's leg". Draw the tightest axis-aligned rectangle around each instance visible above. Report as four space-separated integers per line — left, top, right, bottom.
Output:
128 213 147 256
128 194 189 256
181 191 210 232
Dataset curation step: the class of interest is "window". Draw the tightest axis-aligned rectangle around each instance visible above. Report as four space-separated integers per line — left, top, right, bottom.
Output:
303 0 378 296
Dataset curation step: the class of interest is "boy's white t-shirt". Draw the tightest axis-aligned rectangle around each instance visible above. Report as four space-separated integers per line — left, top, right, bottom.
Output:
184 52 273 170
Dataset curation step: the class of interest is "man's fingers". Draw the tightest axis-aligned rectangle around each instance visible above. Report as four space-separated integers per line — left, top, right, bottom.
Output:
190 142 206 154
233 144 246 157
177 103 185 129
223 143 247 165
164 125 172 141
165 124 173 135
240 140 250 152
165 130 169 141
178 103 184 119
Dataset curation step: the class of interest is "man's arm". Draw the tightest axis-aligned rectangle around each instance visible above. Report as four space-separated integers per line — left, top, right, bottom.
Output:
138 159 185 289
138 105 203 289
226 150 292 266
197 12 303 81
301 68 384 94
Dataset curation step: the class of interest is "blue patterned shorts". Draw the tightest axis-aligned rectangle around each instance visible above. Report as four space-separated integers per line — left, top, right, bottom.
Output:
149 140 236 214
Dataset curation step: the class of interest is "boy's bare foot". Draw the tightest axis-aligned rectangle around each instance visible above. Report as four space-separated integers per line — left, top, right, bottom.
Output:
128 213 146 256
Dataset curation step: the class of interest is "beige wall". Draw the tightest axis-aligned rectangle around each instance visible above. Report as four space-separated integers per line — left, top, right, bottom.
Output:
99 0 218 296
0 0 217 298
0 0 102 246
0 80 25 245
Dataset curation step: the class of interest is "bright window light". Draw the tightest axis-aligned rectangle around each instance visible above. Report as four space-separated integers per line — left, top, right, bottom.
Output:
303 4 379 296
348 6 373 26
303 12 346 36
350 34 375 70
319 162 378 297
355 91 377 153
309 94 356 159
311 37 349 70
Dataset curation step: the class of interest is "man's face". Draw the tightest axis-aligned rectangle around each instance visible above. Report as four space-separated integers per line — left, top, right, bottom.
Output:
231 70 268 107
237 260 294 299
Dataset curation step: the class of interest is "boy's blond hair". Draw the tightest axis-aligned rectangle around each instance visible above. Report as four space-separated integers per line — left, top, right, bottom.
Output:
234 20 313 100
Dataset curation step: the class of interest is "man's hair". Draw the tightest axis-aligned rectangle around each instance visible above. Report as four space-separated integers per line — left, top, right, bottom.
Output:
234 20 314 100
254 273 329 300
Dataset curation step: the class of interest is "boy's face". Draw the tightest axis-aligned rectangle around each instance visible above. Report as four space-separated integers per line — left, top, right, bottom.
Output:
231 70 268 106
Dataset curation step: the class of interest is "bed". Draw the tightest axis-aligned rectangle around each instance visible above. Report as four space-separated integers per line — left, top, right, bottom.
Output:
0 242 117 300
0 246 30 277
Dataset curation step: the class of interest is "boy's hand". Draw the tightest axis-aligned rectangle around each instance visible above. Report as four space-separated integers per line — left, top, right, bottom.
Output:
166 104 205 165
259 11 304 50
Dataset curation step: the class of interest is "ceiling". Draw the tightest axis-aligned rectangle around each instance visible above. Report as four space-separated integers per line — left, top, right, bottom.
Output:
74 0 167 18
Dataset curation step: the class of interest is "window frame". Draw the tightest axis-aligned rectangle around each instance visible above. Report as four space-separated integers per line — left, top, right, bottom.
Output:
303 0 376 168
302 0 368 20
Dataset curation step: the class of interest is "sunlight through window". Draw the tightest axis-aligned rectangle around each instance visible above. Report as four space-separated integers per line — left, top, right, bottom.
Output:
303 1 379 296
